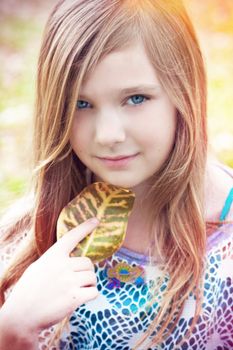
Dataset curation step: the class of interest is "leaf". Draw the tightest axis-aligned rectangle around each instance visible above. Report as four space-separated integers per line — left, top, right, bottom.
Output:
56 182 135 262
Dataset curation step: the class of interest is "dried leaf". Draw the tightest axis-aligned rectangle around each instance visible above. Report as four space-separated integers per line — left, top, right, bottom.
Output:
56 182 135 262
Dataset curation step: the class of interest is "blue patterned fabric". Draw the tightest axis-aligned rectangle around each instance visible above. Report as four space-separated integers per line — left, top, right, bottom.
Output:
59 188 233 349
220 187 233 221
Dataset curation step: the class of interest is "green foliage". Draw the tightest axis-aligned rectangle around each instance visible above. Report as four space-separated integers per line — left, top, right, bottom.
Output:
0 17 40 111
0 176 30 215
0 16 41 50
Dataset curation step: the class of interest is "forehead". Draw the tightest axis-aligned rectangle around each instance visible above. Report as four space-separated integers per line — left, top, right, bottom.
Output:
80 42 161 94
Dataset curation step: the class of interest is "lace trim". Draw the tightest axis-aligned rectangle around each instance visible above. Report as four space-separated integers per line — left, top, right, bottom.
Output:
0 230 57 349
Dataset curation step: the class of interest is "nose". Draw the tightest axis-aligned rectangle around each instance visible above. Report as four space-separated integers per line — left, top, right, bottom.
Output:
94 109 126 146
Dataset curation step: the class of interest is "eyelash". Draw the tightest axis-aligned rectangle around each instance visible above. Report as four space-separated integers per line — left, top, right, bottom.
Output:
76 94 150 110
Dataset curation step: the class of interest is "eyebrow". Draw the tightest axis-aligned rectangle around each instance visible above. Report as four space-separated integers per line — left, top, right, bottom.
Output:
119 84 162 95
78 84 161 100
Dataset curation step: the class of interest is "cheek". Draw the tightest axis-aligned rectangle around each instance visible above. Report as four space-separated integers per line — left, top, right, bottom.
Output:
137 108 177 151
70 117 91 155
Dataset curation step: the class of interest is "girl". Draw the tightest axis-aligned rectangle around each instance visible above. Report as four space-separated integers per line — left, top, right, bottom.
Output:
0 0 233 349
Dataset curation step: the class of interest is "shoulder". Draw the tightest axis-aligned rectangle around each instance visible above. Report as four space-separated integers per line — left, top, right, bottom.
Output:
206 221 233 287
0 193 34 233
205 159 233 222
205 158 233 268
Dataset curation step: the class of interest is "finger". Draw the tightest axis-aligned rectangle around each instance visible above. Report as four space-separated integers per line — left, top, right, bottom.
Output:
69 257 95 272
55 218 99 255
74 271 97 288
72 286 99 307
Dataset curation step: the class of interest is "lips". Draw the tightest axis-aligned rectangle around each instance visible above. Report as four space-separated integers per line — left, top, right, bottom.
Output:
96 153 139 169
99 155 134 160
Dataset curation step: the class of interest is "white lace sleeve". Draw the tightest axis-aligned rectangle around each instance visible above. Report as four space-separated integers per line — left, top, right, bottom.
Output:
0 209 60 349
0 227 28 280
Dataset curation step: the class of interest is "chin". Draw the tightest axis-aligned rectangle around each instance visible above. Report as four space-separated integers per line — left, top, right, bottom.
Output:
95 173 144 190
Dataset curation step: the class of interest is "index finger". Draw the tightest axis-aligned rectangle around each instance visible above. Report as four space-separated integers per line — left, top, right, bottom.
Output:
54 218 99 255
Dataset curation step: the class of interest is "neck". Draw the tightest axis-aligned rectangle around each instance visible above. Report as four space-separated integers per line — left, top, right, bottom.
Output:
123 180 155 254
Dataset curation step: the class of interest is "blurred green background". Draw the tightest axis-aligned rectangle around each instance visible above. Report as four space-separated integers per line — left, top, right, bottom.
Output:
0 0 233 215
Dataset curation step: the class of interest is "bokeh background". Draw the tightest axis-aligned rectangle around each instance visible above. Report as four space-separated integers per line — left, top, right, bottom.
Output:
0 0 233 215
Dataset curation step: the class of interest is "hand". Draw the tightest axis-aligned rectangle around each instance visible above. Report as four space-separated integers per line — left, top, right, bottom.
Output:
0 218 100 334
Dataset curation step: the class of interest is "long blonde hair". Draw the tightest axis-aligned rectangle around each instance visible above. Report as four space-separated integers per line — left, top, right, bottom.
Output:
0 0 207 347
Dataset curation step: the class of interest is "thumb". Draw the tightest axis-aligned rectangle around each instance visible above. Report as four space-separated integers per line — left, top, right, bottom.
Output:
55 217 99 255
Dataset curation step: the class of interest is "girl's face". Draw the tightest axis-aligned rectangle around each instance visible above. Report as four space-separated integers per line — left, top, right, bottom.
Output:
70 42 177 189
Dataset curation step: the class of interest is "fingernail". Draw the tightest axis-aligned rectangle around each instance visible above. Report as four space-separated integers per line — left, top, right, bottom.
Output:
88 217 99 225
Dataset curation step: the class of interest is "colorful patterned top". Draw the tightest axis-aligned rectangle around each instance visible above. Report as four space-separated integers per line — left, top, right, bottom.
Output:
56 186 233 349
0 165 233 350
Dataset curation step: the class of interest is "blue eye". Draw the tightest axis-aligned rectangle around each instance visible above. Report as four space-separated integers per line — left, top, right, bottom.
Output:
127 95 147 106
76 100 91 109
